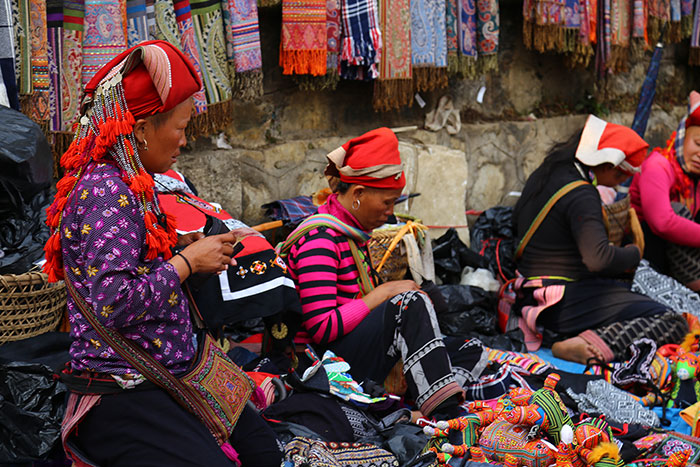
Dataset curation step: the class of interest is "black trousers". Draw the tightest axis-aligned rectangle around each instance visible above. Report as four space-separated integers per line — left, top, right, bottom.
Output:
73 387 282 466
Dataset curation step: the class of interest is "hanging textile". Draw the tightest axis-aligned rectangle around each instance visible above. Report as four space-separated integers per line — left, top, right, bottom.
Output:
27 0 50 123
446 0 458 72
47 0 63 131
126 0 149 46
562 0 580 52
153 0 180 45
682 0 693 36
339 0 382 80
411 0 447 91
373 0 411 111
455 0 478 77
82 0 127 86
14 0 31 95
145 0 156 35
61 0 84 132
280 0 327 76
648 0 671 43
690 0 700 64
190 0 232 128
173 0 207 116
670 0 681 40
476 0 498 72
609 0 630 72
632 0 648 46
223 0 263 100
523 0 565 52
294 0 341 90
0 0 18 110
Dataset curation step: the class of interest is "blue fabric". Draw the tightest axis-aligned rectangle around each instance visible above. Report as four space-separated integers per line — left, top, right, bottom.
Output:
262 196 318 224
655 407 691 434
534 348 586 373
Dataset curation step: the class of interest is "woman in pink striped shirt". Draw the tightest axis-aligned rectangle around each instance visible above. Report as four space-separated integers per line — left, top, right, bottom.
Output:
282 128 464 419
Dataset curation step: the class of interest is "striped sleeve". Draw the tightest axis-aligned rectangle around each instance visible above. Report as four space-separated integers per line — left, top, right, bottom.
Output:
289 228 370 345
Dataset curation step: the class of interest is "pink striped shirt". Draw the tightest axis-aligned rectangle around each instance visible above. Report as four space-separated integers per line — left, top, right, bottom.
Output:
286 195 372 345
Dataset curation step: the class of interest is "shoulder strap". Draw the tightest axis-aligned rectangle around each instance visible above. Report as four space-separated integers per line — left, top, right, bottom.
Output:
515 180 589 260
63 277 225 441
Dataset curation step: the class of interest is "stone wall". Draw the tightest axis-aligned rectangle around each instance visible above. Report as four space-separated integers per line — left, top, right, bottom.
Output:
174 0 696 232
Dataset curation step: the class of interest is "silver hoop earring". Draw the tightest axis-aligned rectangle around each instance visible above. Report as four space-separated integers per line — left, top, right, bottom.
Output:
142 138 149 151
352 199 360 210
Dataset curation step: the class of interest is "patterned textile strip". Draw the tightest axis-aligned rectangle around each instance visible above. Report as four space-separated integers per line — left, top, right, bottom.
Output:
476 0 498 71
446 0 458 70
223 0 263 100
523 0 565 52
339 0 382 80
682 0 693 36
609 0 630 71
457 0 478 76
562 0 580 53
126 0 149 46
47 0 63 131
648 0 671 42
173 0 207 114
691 0 700 64
14 0 32 95
372 0 412 111
153 0 180 46
0 0 18 109
280 0 327 76
190 0 232 107
292 0 341 90
27 0 50 123
670 0 681 40
82 0 127 87
632 0 647 42
61 0 84 132
486 348 552 374
145 0 156 35
411 0 447 90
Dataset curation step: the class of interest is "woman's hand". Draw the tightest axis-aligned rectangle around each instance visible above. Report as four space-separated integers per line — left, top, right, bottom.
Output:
176 232 205 248
362 280 421 311
170 231 238 281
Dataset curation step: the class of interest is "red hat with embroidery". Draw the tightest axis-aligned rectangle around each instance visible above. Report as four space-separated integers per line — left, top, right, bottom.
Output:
684 91 700 128
324 127 406 190
83 40 202 120
575 115 649 175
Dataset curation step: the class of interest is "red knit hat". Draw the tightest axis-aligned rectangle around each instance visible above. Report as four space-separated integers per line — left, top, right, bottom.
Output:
324 127 406 190
575 115 649 175
83 40 202 119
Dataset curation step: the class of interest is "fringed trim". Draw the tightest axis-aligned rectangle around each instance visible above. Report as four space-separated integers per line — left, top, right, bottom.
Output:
523 21 566 52
565 42 594 68
647 17 666 43
682 14 694 38
280 49 327 76
257 0 280 7
479 54 498 74
373 78 413 112
233 69 264 101
413 67 448 93
295 70 341 91
669 20 682 43
630 37 651 57
609 45 629 73
563 28 579 53
186 100 235 140
690 47 700 66
448 54 478 78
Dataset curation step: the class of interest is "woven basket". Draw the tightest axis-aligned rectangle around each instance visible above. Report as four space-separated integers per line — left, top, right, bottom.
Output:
603 196 631 246
368 228 409 283
0 272 66 344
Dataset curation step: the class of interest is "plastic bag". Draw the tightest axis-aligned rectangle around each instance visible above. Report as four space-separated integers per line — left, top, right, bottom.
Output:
437 284 497 336
0 362 67 462
470 207 516 282
0 188 51 274
432 229 488 284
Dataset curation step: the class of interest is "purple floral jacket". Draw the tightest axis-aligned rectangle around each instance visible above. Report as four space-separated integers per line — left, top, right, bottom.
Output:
61 162 195 375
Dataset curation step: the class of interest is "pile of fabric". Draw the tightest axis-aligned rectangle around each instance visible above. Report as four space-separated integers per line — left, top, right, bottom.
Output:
522 0 700 72
2 0 263 167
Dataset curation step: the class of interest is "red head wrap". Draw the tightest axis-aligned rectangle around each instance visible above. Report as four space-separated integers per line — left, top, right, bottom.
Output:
324 127 406 190
83 40 202 119
575 115 649 175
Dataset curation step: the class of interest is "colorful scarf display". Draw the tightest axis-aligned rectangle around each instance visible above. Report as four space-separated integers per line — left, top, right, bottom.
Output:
683 0 694 35
453 0 478 77
293 0 342 90
411 0 447 90
61 0 84 132
223 0 263 100
190 0 231 106
477 0 499 72
339 0 382 80
153 0 180 45
523 0 565 52
82 0 127 86
126 0 149 46
373 0 412 111
610 0 631 71
173 0 207 114
280 0 327 76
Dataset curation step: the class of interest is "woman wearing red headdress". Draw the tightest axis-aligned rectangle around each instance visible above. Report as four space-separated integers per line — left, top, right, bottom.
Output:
630 91 700 291
514 115 688 364
44 41 281 466
280 128 465 420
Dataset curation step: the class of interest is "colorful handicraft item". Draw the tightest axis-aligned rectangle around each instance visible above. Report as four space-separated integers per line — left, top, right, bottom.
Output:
28 0 50 121
691 0 700 64
373 0 412 111
411 0 447 90
280 0 327 76
284 436 399 466
339 0 382 80
47 0 63 131
13 0 32 96
153 0 180 45
82 0 127 86
61 0 85 132
223 0 263 100
476 0 499 72
522 0 565 52
173 0 207 114
126 0 149 46
609 0 631 71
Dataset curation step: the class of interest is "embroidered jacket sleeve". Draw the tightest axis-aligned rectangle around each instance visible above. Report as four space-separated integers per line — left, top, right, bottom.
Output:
566 185 640 274
636 153 700 247
288 228 370 345
62 167 194 373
